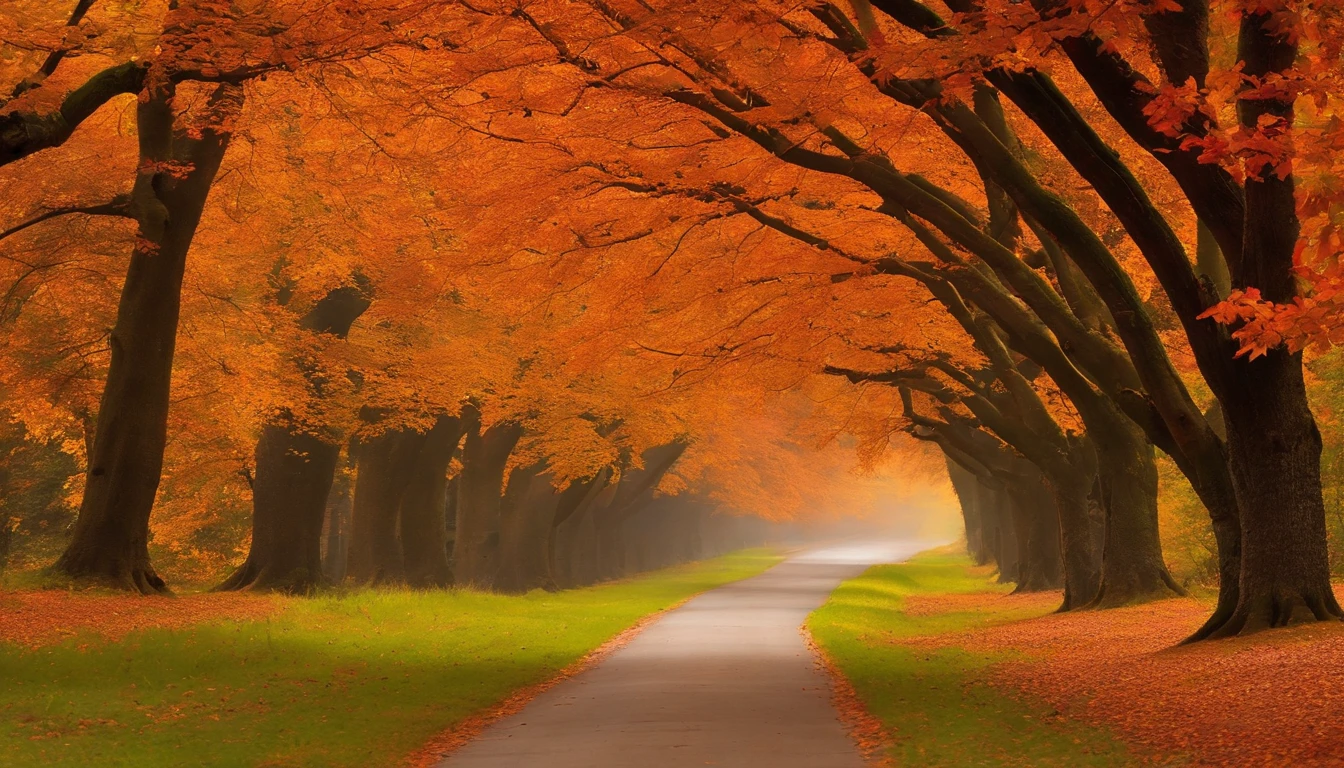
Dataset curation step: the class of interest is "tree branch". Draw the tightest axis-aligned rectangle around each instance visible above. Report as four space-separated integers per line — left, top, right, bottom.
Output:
0 194 132 243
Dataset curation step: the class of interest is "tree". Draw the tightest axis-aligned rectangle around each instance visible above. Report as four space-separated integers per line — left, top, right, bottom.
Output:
493 0 1330 634
218 284 372 592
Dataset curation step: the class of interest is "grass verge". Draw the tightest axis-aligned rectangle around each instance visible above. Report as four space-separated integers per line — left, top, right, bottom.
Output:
0 548 781 767
807 548 1139 767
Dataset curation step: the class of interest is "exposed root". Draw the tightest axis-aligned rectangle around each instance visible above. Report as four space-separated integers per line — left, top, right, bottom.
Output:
215 560 323 595
1205 587 1344 640
1159 568 1189 597
1181 600 1235 645
51 555 169 595
214 558 259 592
1086 568 1186 611
131 567 168 595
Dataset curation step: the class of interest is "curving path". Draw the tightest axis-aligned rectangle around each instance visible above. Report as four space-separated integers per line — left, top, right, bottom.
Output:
437 539 929 768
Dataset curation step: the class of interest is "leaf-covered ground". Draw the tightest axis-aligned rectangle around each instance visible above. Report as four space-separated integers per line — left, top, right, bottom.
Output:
0 591 283 649
811 549 1344 766
942 588 1344 765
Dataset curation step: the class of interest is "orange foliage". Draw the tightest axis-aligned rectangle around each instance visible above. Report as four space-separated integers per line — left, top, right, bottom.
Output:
8 0 1263 570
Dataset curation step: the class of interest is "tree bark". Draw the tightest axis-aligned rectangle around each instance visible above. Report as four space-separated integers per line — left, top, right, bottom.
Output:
1050 469 1098 608
1091 422 1184 607
55 84 241 592
592 501 628 582
496 462 562 593
452 412 522 589
0 515 10 574
443 475 459 574
1202 12 1344 636
592 442 688 582
1004 466 1064 593
947 458 988 564
547 469 609 588
1214 362 1341 633
400 416 463 588
979 480 1018 582
554 474 616 588
323 468 352 583
216 418 339 592
347 428 425 584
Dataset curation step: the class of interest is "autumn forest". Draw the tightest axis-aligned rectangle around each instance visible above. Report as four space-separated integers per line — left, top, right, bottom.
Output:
3 0 1344 765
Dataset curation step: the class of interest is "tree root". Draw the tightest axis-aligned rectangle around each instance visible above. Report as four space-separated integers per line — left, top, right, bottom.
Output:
1202 586 1344 640
214 558 260 592
1084 566 1186 610
52 554 169 595
215 560 323 594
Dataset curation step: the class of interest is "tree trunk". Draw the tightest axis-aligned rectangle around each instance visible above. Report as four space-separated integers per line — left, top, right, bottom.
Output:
55 85 242 593
1212 357 1343 634
679 504 705 563
323 468 352 583
496 462 561 593
0 516 10 574
1197 11 1343 637
592 501 628 582
546 470 609 588
348 428 425 584
452 414 522 589
1049 471 1098 609
554 475 614 588
1179 404 1243 641
980 481 1018 582
443 475 459 575
217 418 339 592
588 442 687 582
1005 469 1064 593
218 284 370 593
1091 424 1184 607
947 458 988 564
400 416 463 588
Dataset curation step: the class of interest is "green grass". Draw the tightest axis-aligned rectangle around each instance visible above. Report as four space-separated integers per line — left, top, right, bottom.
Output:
0 548 781 767
807 548 1143 767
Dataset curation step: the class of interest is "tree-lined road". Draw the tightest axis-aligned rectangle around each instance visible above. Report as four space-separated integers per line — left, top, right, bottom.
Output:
439 540 928 768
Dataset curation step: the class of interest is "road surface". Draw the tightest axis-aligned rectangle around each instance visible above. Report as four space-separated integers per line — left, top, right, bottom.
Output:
438 539 928 768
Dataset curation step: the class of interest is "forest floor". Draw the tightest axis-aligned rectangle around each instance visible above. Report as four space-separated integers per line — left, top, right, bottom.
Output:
809 548 1344 766
0 548 781 767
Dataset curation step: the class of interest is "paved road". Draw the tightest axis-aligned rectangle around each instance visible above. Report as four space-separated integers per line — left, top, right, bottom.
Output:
438 539 929 768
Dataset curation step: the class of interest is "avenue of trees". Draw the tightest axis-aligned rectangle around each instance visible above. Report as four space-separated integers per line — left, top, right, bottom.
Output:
3 0 1344 642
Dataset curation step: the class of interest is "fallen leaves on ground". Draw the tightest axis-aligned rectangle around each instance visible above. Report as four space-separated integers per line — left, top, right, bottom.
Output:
901 591 1060 617
804 627 889 766
0 590 285 649
902 587 1344 766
